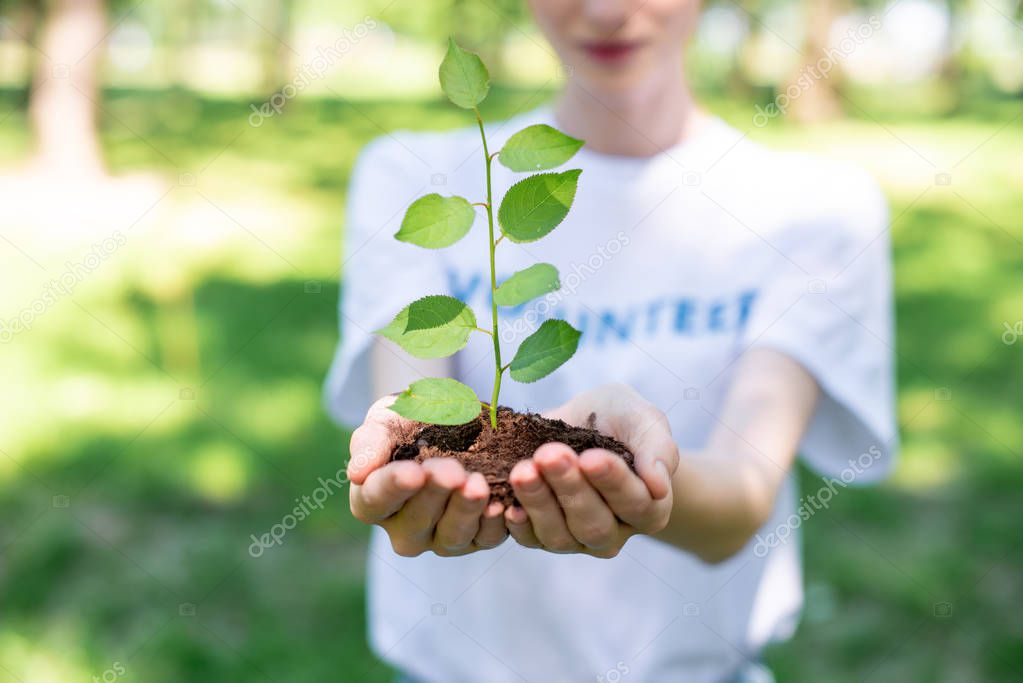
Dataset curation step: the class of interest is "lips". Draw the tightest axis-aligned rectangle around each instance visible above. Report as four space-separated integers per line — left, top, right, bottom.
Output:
580 40 642 63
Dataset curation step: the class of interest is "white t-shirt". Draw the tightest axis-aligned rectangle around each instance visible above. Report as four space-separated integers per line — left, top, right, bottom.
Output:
325 106 897 683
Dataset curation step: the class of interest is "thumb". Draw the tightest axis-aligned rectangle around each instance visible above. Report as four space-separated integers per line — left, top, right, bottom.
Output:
627 413 679 500
541 392 599 429
347 395 414 485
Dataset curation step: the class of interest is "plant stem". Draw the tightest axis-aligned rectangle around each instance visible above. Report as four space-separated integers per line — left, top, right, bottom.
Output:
475 107 502 430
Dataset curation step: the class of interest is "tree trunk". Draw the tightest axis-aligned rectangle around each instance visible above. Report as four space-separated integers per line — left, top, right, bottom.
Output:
938 5 965 114
28 0 107 176
786 0 845 124
260 0 295 93
10 0 42 109
166 0 201 86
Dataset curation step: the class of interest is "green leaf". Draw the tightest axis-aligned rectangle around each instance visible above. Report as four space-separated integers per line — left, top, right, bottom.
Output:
498 124 584 172
404 295 472 332
391 378 481 425
376 296 476 359
509 319 581 383
494 263 561 307
438 37 489 109
395 194 475 249
498 169 581 243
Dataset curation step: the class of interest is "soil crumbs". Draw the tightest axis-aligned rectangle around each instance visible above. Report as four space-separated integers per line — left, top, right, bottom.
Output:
391 407 634 507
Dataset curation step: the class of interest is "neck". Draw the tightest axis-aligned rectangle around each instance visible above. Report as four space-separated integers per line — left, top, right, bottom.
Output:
553 62 704 158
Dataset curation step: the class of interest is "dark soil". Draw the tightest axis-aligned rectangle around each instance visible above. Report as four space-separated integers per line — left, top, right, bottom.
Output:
390 407 634 507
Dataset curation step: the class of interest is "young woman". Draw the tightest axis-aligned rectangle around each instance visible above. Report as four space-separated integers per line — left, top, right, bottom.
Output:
326 1 896 681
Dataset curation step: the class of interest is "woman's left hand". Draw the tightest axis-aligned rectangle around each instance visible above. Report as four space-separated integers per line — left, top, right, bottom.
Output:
504 384 680 558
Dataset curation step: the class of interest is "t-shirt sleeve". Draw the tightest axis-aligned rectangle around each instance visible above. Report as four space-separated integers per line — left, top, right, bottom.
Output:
740 163 897 483
323 136 444 427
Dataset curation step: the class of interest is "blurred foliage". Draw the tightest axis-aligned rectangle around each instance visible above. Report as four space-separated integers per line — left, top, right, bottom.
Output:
0 0 1021 679
3 0 1022 100
0 81 1020 680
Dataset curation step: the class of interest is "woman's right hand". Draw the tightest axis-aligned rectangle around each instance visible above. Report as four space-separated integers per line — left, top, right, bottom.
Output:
347 395 508 557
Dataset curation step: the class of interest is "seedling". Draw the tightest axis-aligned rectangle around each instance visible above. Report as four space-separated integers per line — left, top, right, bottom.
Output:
375 38 584 430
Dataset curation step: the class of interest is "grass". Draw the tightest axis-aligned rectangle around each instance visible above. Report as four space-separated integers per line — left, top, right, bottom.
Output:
0 85 1020 681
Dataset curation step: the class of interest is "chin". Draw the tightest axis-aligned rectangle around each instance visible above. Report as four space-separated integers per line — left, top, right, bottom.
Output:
573 62 658 96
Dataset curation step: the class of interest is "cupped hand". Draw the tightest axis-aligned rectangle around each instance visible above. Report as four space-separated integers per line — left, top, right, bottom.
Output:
504 384 679 557
348 395 507 557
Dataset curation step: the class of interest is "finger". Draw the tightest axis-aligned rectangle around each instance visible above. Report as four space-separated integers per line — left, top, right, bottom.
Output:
474 501 508 549
351 460 426 523
578 448 657 528
388 458 467 537
348 424 395 486
433 472 489 553
504 504 541 548
541 402 582 426
541 385 678 499
620 409 678 500
348 395 409 485
510 460 580 552
534 443 617 550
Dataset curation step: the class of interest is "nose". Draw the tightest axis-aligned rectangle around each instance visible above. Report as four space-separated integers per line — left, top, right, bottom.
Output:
582 0 630 33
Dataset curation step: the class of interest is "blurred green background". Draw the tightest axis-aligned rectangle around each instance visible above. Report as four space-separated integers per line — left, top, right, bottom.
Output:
0 0 1021 681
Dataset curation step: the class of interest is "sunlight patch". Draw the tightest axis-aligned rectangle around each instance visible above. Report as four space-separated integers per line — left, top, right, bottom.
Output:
189 441 249 504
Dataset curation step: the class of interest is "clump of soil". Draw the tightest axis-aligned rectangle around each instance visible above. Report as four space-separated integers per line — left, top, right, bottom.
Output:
391 407 634 507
